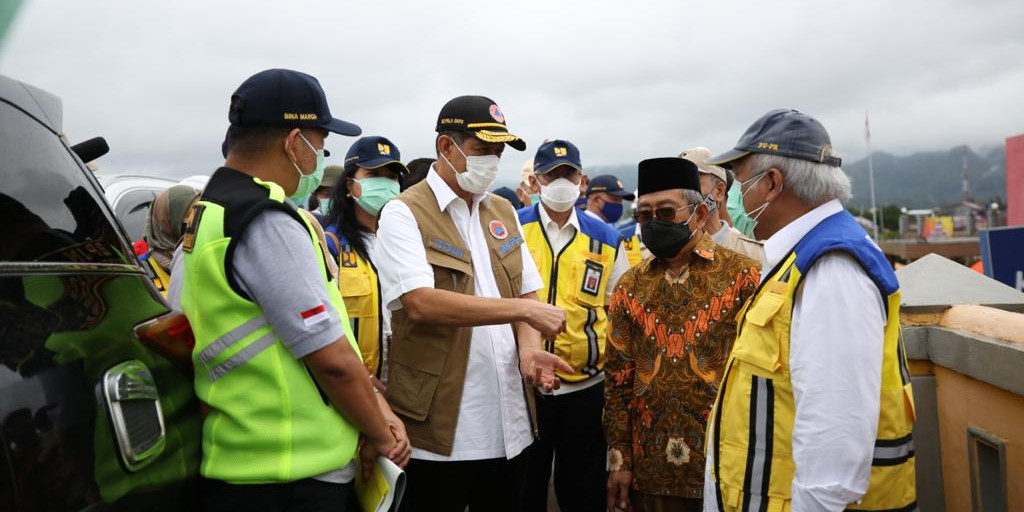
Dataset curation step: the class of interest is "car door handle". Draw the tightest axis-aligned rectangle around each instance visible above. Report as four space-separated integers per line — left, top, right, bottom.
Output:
99 360 166 471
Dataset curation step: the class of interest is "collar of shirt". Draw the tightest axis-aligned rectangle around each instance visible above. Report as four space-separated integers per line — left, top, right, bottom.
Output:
761 199 844 280
709 220 729 245
426 165 489 213
583 209 603 222
538 203 580 233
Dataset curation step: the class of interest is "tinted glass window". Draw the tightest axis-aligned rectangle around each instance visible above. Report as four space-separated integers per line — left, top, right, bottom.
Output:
115 189 159 242
0 102 130 265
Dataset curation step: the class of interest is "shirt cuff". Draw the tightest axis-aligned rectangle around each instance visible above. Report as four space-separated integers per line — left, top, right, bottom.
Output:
791 481 863 512
382 277 435 311
607 445 632 472
287 321 346 359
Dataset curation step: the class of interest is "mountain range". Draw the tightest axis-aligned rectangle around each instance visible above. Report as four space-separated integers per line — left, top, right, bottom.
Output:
574 145 1008 210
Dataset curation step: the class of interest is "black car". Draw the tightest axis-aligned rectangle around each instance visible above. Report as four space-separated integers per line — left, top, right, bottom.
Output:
0 74 201 511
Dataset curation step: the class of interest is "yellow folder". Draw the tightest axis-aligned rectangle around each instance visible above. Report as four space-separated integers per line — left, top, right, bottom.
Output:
355 456 406 512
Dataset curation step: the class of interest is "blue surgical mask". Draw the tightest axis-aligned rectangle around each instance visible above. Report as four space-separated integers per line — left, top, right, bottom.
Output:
601 201 624 223
289 133 325 205
529 193 541 206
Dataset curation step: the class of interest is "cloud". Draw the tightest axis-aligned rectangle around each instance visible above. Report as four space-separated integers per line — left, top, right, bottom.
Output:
2 0 1022 182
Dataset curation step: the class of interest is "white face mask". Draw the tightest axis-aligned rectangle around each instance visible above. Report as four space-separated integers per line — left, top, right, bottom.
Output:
539 177 581 212
440 137 500 194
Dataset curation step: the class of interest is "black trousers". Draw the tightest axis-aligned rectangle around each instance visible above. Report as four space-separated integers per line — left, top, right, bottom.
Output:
524 382 607 512
399 452 528 512
200 477 356 512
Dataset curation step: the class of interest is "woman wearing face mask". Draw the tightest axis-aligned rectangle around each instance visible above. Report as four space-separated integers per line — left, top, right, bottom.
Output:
322 136 408 381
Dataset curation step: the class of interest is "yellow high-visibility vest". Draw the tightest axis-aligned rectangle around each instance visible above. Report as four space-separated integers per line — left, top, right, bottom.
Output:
708 210 916 512
518 205 620 382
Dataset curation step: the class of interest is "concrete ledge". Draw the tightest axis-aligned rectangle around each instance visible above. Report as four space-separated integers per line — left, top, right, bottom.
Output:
940 305 1024 344
924 327 1024 396
903 326 930 360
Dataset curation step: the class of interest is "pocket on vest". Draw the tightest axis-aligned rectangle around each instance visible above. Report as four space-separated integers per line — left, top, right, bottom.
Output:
386 359 441 421
731 292 785 372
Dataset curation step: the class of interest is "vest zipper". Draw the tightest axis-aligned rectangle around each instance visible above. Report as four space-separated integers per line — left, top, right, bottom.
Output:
539 215 577 354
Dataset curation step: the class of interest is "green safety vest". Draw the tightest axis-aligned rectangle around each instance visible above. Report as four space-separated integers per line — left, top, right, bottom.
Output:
180 167 360 484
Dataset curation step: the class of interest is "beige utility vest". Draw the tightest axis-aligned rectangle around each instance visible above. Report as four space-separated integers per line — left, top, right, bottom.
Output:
385 180 532 456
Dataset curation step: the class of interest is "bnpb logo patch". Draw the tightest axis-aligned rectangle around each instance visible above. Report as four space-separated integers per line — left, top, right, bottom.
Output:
553 147 568 157
378 143 391 155
488 220 508 240
489 104 505 123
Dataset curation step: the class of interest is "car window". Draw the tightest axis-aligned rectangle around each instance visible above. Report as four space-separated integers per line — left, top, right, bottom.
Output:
115 189 159 242
0 102 130 265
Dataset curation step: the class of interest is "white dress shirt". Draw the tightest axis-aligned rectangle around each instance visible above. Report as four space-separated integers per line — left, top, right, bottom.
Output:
705 199 884 512
375 168 544 462
535 205 629 395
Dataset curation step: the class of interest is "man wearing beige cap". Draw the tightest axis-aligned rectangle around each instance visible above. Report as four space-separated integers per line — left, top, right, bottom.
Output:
679 148 764 263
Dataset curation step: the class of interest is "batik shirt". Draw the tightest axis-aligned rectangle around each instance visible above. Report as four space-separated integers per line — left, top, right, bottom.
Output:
604 233 760 498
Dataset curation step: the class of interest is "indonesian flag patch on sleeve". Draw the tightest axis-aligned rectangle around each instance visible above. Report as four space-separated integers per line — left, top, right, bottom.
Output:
300 304 330 327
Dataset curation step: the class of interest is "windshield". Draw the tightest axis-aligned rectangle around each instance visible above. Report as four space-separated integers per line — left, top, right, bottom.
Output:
0 101 131 265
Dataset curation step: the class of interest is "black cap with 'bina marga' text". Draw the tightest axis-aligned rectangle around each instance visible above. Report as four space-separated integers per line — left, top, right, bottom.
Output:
229 68 361 136
435 95 526 151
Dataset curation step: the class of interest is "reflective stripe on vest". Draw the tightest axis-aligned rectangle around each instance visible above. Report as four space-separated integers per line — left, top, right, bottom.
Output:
708 210 916 512
197 315 268 365
181 171 360 483
518 205 619 381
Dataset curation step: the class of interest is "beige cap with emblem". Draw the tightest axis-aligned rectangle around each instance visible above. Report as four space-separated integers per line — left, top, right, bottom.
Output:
679 147 727 183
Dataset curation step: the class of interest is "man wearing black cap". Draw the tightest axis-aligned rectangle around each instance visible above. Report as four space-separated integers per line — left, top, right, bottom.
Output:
604 157 760 512
374 95 571 512
173 69 407 512
517 140 629 512
584 174 635 226
702 110 916 512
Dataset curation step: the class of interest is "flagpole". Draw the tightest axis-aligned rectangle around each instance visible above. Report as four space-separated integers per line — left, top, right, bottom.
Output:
865 111 879 240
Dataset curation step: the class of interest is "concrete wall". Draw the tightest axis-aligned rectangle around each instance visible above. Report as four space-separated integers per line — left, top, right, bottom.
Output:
903 303 1024 512
933 366 1024 511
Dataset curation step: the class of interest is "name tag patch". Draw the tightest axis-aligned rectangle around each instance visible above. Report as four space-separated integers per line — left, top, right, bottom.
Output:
430 238 467 260
580 260 603 296
497 236 523 257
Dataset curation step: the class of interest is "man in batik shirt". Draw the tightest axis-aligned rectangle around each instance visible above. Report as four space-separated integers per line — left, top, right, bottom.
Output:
604 157 760 512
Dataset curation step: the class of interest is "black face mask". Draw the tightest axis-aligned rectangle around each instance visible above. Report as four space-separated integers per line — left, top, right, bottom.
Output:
641 218 695 260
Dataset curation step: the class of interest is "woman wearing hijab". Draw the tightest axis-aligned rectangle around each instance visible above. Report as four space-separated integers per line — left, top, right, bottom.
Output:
322 136 408 381
141 184 199 295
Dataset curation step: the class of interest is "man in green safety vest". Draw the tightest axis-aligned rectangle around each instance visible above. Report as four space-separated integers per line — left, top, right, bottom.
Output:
173 68 410 512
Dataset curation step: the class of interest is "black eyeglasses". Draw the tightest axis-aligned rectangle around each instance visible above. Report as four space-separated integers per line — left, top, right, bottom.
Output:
633 205 694 224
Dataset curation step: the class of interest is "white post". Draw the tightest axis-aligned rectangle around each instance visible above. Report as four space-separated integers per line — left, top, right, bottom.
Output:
865 111 879 240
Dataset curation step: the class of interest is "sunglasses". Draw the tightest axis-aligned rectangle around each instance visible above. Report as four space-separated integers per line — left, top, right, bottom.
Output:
633 204 695 224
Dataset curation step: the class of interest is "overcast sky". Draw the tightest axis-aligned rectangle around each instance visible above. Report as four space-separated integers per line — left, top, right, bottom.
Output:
2 0 1023 185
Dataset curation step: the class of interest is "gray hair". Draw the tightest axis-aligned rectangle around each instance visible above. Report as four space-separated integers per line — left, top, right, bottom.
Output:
747 153 852 206
681 189 705 208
